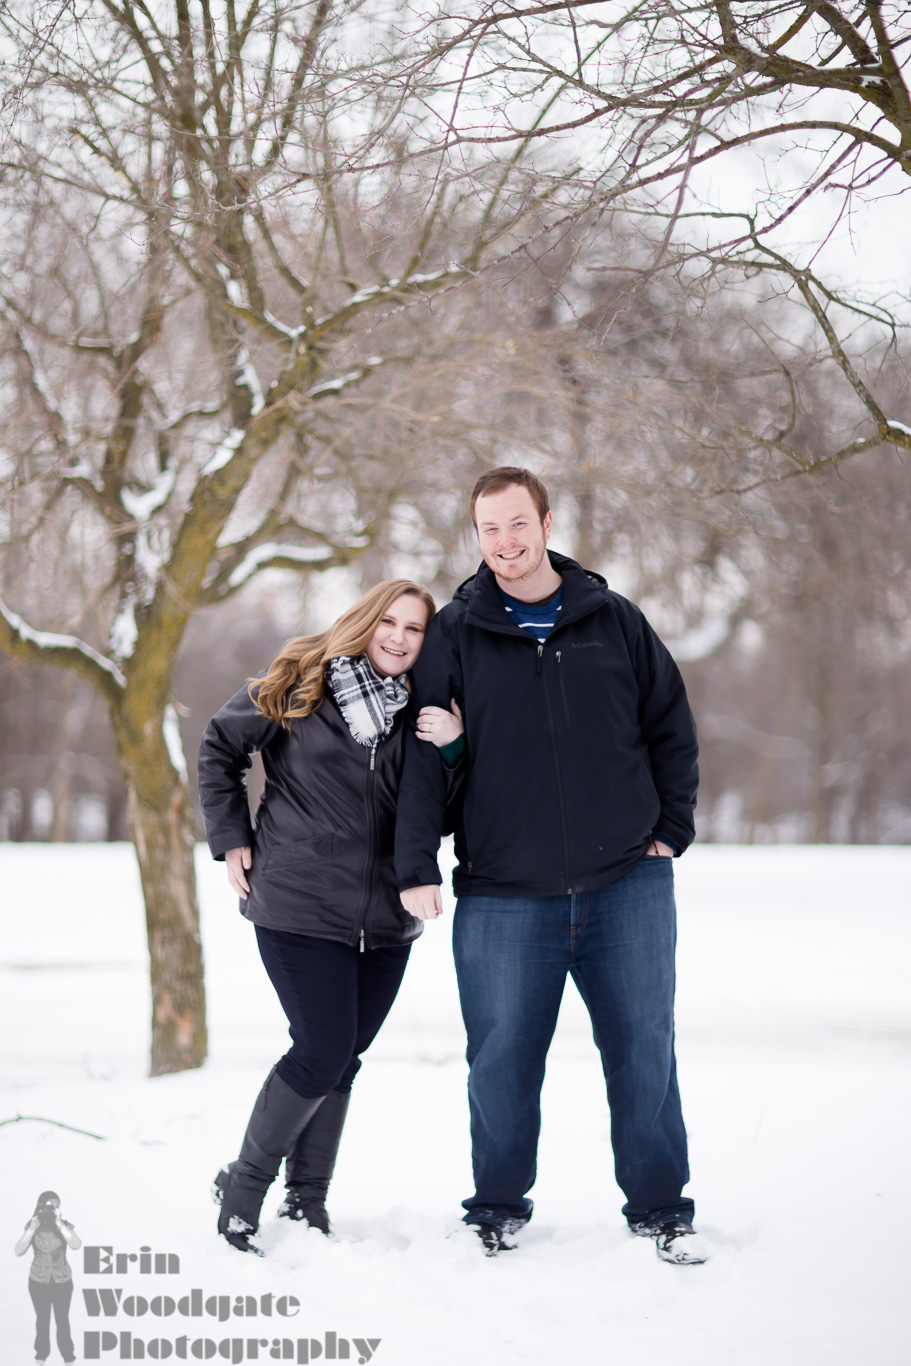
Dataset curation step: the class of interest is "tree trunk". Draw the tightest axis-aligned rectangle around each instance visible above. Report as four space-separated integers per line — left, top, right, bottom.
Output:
744 652 803 841
105 768 130 842
117 721 207 1076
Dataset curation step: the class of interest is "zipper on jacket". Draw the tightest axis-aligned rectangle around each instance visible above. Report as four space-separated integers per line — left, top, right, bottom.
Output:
536 642 543 674
556 650 571 726
352 740 381 949
540 647 573 893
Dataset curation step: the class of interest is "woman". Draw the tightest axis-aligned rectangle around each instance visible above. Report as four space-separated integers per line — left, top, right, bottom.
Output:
198 579 463 1255
14 1191 81 1365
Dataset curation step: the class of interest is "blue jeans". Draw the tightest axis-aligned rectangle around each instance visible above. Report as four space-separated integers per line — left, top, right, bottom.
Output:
452 857 693 1232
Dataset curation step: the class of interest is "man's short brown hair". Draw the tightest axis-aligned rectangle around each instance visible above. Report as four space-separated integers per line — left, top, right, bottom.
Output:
470 467 551 527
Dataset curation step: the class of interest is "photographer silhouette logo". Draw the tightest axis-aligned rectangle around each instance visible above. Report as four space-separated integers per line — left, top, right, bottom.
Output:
14 1189 81 1365
14 1194 383 1364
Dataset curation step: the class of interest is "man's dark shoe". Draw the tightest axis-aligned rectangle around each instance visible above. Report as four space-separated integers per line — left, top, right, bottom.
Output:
632 1219 710 1264
474 1222 517 1256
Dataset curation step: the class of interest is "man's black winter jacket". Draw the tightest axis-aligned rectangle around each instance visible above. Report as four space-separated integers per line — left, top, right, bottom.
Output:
394 552 699 898
198 685 423 948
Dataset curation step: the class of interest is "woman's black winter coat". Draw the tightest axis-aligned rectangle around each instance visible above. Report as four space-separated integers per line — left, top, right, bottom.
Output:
197 685 424 948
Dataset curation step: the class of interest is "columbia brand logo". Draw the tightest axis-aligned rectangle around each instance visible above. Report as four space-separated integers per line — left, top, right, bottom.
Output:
571 641 603 648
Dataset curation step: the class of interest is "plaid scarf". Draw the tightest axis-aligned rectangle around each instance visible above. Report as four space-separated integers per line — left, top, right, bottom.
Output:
327 654 409 747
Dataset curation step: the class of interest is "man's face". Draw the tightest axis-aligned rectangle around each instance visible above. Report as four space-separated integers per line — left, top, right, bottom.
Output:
474 485 552 586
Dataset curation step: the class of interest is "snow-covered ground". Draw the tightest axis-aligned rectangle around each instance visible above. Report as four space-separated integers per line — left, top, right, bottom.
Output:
1 843 908 1365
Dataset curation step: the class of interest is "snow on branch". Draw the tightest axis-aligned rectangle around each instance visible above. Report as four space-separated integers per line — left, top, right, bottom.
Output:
162 401 223 432
2 315 71 452
310 264 469 339
264 309 304 341
216 264 268 407
121 467 176 520
224 300 299 349
0 596 126 697
305 356 386 401
201 427 245 477
163 704 187 778
236 346 264 415
216 263 245 308
226 542 341 590
61 457 103 492
109 601 138 662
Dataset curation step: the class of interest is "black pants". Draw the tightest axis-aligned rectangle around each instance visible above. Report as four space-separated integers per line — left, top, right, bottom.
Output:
255 926 411 1098
29 1278 74 1362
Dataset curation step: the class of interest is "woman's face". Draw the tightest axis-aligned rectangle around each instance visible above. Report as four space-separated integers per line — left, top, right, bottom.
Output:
365 594 429 676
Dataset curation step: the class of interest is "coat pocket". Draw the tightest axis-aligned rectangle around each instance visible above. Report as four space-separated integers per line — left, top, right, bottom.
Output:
260 836 335 890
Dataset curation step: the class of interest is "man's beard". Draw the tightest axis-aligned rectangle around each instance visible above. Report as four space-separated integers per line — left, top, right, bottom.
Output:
487 541 547 584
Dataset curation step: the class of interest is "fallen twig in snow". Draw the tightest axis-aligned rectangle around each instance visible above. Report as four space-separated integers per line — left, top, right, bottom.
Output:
0 1113 108 1140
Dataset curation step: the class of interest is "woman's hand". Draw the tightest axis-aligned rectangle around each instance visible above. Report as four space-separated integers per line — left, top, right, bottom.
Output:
415 699 463 748
400 886 443 920
226 847 252 900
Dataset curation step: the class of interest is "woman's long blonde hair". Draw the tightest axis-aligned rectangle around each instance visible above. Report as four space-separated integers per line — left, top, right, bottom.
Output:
251 579 436 725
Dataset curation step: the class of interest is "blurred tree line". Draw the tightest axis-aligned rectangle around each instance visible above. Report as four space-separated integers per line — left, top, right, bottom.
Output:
1 1 910 1074
4 296 910 846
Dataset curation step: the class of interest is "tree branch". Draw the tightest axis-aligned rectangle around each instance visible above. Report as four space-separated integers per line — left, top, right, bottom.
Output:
0 597 125 701
810 4 878 66
713 427 909 495
260 0 332 173
309 264 470 342
865 0 911 138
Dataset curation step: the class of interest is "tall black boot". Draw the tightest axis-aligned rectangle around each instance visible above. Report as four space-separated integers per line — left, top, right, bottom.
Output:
214 1068 326 1254
277 1089 350 1235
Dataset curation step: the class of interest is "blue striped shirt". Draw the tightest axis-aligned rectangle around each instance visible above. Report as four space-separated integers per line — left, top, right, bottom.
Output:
498 585 563 642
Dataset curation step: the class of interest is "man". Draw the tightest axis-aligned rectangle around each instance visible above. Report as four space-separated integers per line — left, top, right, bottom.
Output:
396 467 706 1263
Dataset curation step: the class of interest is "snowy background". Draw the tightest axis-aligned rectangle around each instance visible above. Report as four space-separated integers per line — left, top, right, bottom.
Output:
1 842 908 1365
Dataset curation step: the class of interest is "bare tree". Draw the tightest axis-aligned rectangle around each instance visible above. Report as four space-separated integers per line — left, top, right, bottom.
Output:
384 2 911 485
3 2 911 1077
0 0 530 1074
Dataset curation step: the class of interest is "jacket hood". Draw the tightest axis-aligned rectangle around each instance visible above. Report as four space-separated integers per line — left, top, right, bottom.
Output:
454 551 608 629
455 550 607 599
